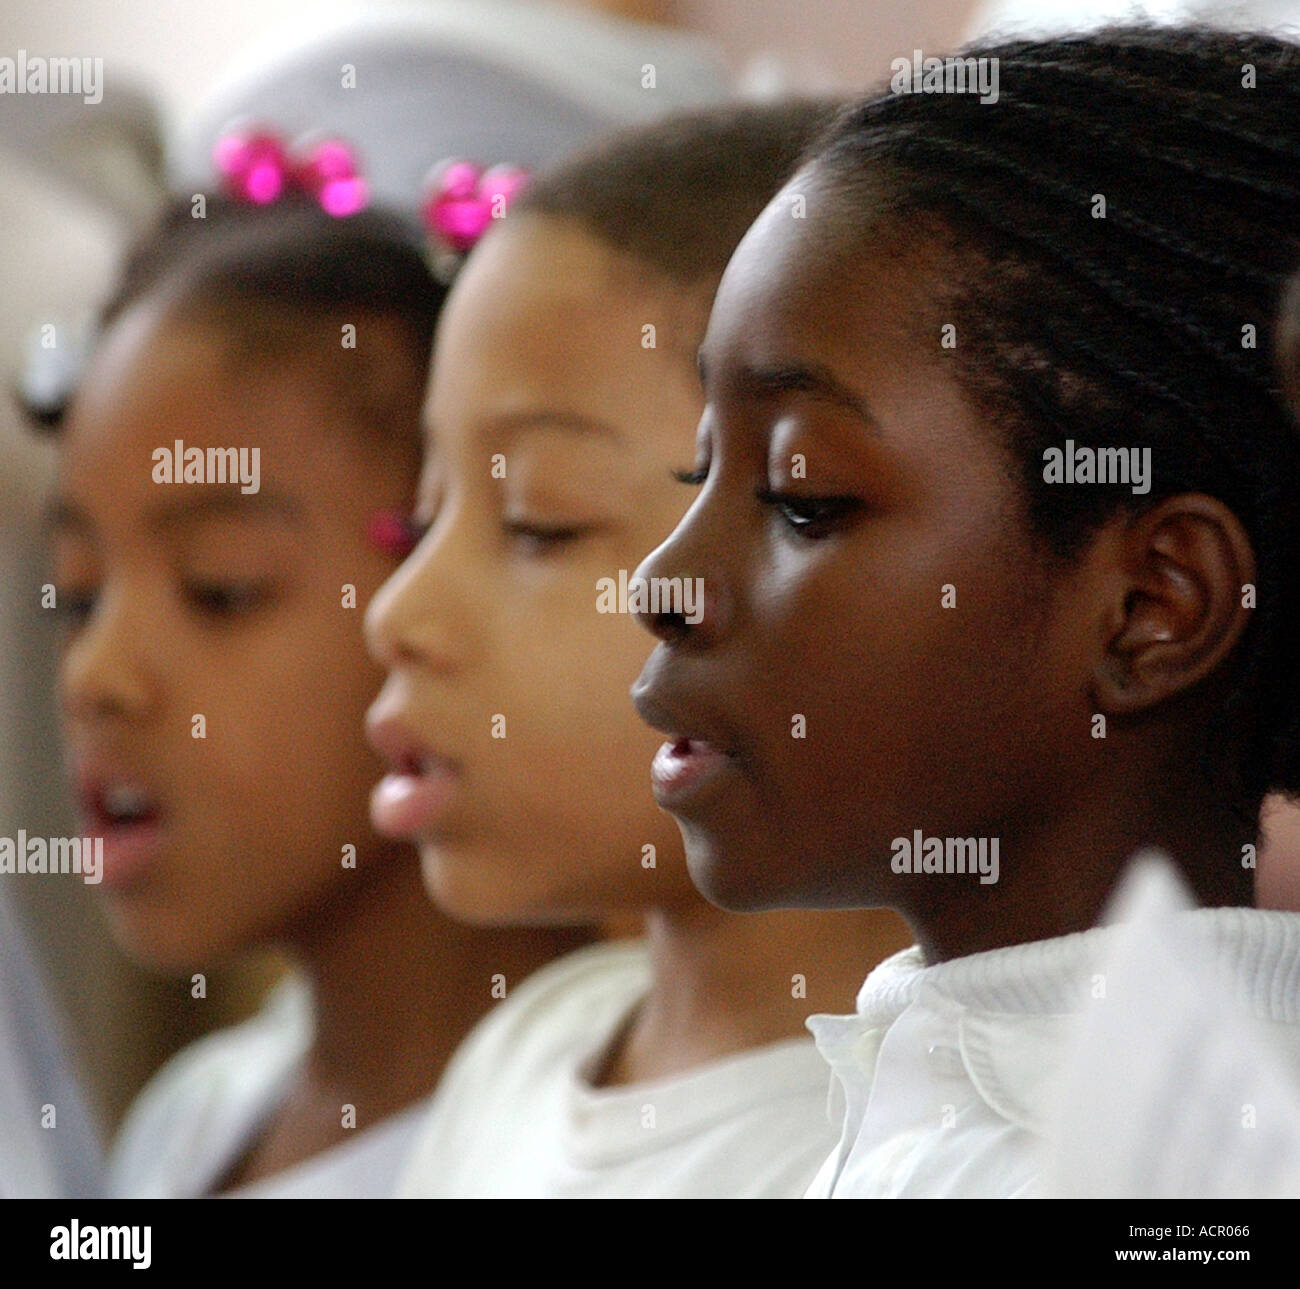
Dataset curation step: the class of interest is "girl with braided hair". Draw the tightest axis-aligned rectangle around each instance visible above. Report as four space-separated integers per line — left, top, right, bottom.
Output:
631 24 1300 1196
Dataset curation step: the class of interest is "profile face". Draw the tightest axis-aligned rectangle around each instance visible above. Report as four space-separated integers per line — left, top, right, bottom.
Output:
365 215 706 923
632 170 1085 916
54 297 419 968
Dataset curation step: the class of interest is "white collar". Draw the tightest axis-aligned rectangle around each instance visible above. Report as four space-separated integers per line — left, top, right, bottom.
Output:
809 907 1300 1134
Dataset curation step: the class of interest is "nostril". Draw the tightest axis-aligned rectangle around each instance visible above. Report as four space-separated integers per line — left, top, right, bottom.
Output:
647 606 692 645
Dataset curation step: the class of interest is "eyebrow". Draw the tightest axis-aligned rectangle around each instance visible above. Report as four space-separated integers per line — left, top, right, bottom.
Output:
148 488 304 532
697 351 880 435
46 489 304 534
488 410 623 443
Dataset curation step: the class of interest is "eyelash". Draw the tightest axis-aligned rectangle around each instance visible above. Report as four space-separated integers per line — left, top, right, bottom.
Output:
181 580 274 618
52 580 274 627
53 591 95 626
501 519 592 554
671 467 862 538
756 489 864 538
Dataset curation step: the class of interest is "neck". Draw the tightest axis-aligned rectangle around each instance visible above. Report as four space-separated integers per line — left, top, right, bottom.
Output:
285 851 589 1116
911 763 1253 965
602 898 912 1086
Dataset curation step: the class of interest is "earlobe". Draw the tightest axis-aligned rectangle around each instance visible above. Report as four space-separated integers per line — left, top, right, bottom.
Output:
1092 495 1256 716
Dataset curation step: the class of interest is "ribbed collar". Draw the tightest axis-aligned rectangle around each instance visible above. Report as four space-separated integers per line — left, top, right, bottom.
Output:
852 907 1300 1028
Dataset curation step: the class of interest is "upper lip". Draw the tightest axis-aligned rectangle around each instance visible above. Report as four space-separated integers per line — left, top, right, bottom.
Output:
630 653 741 760
365 708 460 776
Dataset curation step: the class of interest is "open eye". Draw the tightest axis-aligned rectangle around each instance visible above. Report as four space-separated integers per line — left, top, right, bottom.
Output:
756 488 864 538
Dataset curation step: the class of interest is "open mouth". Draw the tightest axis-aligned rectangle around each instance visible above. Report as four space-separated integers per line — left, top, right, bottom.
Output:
73 775 167 889
366 713 463 839
649 736 737 806
85 782 162 832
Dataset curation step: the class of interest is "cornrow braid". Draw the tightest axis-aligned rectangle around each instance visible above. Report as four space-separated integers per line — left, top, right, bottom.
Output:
813 24 1300 810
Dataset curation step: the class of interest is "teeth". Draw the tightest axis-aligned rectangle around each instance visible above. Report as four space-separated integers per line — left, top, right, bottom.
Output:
104 784 151 818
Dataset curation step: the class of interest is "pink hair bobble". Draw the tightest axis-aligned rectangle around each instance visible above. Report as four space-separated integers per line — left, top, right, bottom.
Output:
420 158 530 281
212 126 370 217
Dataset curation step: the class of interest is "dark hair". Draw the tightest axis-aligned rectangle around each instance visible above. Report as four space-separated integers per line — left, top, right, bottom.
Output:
514 99 840 287
813 25 1300 810
29 192 445 439
1280 271 1300 420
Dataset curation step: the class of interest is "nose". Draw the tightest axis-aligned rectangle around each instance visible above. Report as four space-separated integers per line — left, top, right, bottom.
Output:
59 584 158 725
632 485 734 649
364 511 471 675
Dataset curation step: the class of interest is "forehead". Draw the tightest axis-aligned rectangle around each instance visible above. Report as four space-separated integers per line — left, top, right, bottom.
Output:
428 214 702 416
705 167 943 381
61 300 393 492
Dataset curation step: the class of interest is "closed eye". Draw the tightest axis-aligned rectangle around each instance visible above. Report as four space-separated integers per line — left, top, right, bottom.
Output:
181 580 277 618
501 519 595 555
52 587 97 628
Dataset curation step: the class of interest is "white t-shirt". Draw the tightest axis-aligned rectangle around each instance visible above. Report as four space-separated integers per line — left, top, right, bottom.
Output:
805 876 1300 1199
109 974 429 1198
398 939 842 1198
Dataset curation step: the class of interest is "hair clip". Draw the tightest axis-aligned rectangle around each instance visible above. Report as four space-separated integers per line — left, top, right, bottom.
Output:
420 158 530 283
368 510 427 559
213 126 370 218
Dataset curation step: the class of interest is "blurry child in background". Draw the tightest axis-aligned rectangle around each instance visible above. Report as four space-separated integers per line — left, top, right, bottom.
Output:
630 27 1300 1196
45 192 586 1196
367 102 914 1199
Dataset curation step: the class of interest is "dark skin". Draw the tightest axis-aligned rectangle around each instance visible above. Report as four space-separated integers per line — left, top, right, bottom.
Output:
631 166 1258 964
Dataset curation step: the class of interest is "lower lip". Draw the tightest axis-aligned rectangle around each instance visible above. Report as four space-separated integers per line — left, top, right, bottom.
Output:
650 739 736 809
89 819 165 891
371 764 461 839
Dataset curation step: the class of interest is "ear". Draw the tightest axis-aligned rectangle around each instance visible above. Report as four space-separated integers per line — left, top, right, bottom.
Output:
1091 494 1256 716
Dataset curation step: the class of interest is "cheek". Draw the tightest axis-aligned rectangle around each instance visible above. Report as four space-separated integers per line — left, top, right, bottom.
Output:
497 605 660 783
750 528 1040 798
184 604 385 830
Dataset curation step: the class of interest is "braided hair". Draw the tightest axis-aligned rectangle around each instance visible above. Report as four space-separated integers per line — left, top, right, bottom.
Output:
812 24 1300 811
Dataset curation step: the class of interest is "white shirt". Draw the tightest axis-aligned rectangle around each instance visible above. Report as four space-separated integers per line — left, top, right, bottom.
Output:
109 974 429 1198
807 891 1300 1198
398 939 842 1198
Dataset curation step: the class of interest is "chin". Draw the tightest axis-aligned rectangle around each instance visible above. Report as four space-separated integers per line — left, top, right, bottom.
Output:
417 844 537 927
683 835 775 913
102 907 235 977
418 842 617 929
